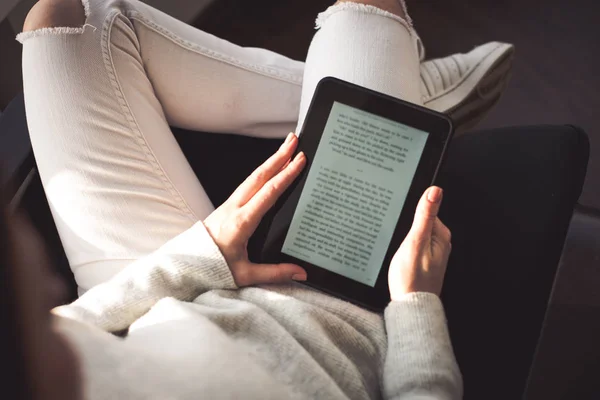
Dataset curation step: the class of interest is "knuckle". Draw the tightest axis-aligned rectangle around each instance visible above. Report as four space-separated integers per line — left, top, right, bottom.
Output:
268 268 284 282
270 180 282 193
252 195 268 210
277 144 289 154
417 209 436 223
445 227 452 242
437 219 451 240
230 213 248 231
285 164 301 179
251 169 267 184
407 235 427 250
265 181 281 197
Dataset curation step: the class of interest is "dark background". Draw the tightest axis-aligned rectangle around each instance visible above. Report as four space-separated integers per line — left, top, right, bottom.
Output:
1 0 599 398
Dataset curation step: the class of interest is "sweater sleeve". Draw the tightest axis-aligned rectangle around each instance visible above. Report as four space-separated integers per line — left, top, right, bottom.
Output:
382 292 463 400
52 221 237 332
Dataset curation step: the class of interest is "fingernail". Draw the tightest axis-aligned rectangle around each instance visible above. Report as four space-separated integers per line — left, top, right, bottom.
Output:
294 152 305 162
286 132 295 144
292 274 307 281
427 187 443 203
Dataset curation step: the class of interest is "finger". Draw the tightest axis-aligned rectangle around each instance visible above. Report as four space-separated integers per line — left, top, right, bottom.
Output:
433 218 452 243
432 219 452 270
432 218 452 250
242 261 307 285
408 186 443 240
278 158 291 174
243 151 306 231
228 133 298 206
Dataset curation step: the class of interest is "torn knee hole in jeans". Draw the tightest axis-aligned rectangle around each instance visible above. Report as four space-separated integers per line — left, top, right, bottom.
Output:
315 2 413 29
16 0 95 43
314 1 424 60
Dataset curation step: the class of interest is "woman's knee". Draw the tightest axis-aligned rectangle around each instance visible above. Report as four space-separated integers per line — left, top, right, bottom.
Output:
335 0 407 19
23 0 86 32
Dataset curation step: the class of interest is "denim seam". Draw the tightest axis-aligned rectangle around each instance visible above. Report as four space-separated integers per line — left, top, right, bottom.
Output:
127 12 303 87
100 11 199 222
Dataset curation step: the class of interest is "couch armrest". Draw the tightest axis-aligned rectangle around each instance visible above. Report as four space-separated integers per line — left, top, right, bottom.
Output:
526 206 600 399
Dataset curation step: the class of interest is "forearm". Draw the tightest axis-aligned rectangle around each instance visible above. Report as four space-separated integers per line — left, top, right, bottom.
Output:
383 293 462 400
53 221 236 332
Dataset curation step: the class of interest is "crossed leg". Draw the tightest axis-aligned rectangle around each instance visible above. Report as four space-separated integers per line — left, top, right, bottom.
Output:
20 0 421 292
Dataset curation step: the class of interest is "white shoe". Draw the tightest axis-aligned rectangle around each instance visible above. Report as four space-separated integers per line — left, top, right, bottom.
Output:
420 42 515 133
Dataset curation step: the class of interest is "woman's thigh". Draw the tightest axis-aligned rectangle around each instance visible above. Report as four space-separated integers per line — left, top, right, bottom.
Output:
20 0 304 291
21 0 420 292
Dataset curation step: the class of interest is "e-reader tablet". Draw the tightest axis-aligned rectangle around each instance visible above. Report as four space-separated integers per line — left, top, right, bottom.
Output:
256 77 453 311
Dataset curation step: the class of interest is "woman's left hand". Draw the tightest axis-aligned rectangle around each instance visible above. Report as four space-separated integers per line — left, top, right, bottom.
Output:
203 133 308 287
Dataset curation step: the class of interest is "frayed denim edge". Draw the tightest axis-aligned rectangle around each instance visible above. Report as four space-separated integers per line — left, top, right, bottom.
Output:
315 2 413 30
315 2 424 59
17 27 84 43
16 0 92 43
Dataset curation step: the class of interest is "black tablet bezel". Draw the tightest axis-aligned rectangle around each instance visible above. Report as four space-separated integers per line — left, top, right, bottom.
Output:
257 77 453 311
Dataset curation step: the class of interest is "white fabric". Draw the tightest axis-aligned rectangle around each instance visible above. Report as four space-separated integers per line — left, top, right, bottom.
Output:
21 1 462 398
53 221 461 399
419 42 507 102
21 0 422 292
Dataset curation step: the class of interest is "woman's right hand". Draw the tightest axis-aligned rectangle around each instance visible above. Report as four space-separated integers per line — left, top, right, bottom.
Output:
203 133 308 288
388 186 452 300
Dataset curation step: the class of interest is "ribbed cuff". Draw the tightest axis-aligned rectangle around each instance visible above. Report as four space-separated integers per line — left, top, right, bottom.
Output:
385 292 447 335
53 222 237 332
156 221 237 290
383 293 462 399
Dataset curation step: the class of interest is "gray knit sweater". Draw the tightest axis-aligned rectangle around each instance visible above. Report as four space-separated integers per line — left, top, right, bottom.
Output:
53 221 462 399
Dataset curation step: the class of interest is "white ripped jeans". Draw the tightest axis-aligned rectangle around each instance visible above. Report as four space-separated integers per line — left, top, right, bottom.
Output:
19 0 421 291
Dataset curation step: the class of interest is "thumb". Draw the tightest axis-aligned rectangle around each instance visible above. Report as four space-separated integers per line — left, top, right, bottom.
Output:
408 186 443 240
244 262 307 285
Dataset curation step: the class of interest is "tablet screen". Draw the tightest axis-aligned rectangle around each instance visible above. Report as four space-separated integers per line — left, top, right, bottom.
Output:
281 102 429 287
